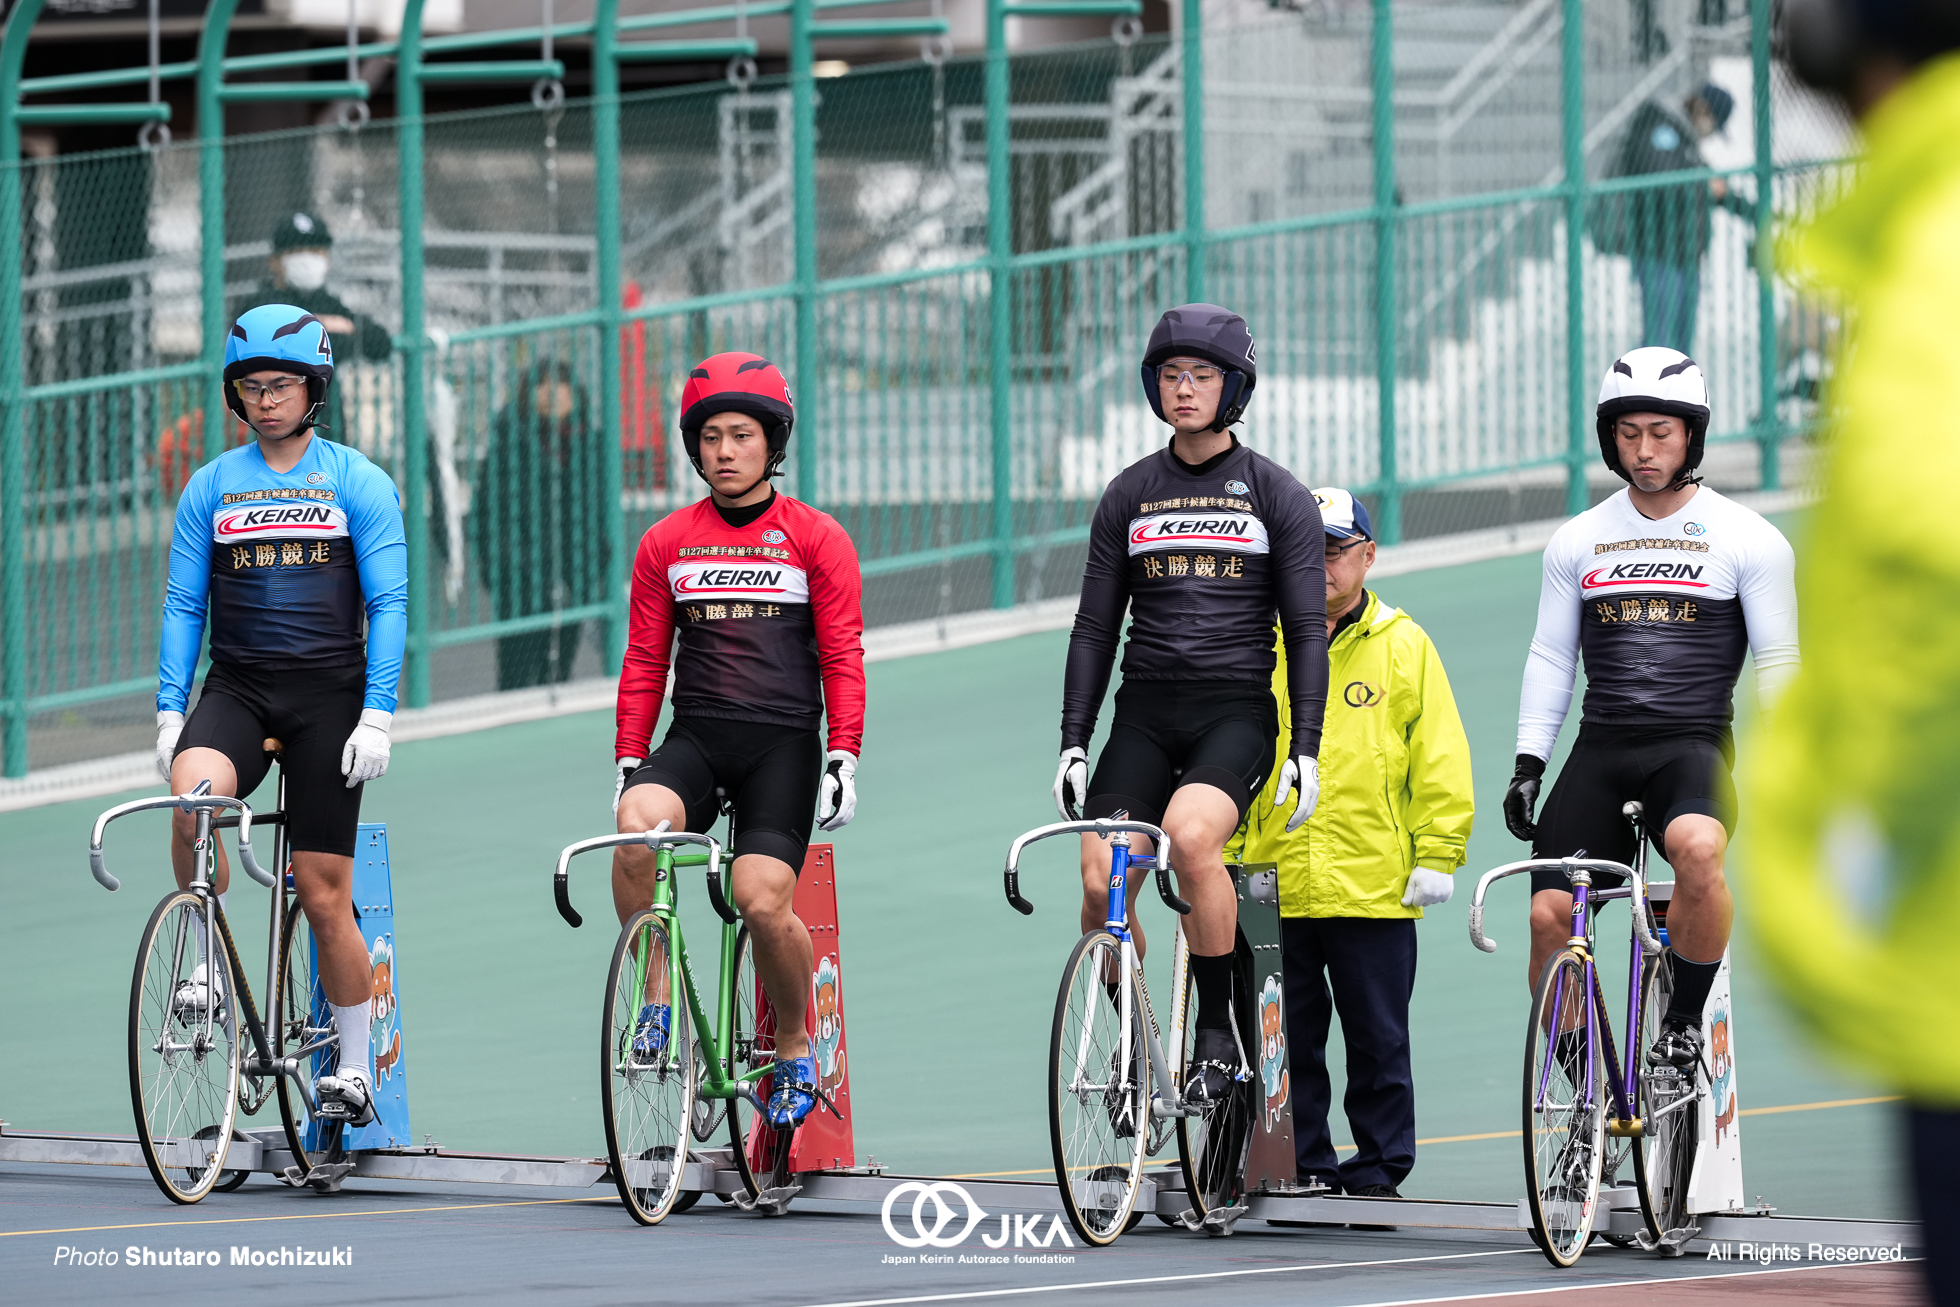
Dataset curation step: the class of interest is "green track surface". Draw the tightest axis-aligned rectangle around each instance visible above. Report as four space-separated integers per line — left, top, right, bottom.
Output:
0 536 1908 1217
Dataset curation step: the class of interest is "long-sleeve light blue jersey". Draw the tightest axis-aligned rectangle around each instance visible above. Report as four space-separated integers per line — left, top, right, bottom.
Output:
159 437 408 714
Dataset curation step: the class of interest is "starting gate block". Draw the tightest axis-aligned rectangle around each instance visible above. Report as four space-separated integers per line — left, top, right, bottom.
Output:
745 843 855 1174
303 824 412 1152
1229 862 1296 1194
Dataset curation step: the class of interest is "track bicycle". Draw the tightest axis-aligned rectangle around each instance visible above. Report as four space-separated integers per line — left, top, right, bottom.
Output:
1468 800 1704 1266
555 821 836 1224
88 762 350 1202
1003 815 1261 1245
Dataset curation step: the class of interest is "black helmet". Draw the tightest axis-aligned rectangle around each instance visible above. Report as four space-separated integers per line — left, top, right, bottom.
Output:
1595 346 1710 489
1140 303 1258 432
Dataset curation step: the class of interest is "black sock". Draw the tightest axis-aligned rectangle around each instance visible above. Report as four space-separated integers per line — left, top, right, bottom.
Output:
1665 956 1722 1026
1190 952 1235 1033
1104 981 1120 1008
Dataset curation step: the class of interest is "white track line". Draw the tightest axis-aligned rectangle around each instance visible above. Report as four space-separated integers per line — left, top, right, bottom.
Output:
797 1248 1538 1307
797 1246 1917 1307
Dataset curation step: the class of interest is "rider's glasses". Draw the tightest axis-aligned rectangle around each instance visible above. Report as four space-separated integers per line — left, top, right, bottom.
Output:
1156 363 1222 387
235 378 304 406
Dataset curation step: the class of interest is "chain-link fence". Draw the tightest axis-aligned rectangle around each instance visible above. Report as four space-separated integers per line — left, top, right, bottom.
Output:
1 3 1854 773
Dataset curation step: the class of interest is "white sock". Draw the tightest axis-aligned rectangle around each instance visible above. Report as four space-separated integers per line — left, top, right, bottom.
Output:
331 1002 371 1084
189 894 227 980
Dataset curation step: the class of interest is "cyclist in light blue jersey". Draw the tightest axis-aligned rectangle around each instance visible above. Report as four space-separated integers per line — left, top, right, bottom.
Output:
155 304 407 1126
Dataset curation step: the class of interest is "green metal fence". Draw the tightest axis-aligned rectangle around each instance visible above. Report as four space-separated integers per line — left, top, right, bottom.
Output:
0 0 1850 774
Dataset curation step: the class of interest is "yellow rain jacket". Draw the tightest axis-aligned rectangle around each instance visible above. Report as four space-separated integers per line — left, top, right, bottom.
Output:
1232 592 1474 918
1743 54 1960 1105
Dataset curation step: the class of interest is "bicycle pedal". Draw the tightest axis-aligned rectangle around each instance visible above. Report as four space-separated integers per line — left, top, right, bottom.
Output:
1199 1204 1248 1237
286 1162 355 1194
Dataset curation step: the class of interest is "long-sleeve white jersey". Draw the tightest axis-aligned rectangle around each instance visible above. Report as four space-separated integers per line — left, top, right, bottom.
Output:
1515 486 1799 761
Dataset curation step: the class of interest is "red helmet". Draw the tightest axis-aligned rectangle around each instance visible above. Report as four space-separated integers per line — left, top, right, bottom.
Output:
679 352 794 481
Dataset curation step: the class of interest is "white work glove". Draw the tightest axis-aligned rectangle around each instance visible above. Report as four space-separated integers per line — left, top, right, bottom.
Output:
1401 863 1456 908
817 750 858 831
1272 755 1321 833
156 710 184 780
1053 747 1088 820
613 757 642 818
339 708 393 788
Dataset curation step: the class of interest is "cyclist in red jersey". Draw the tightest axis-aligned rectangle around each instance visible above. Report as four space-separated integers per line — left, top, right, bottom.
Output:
611 353 866 1129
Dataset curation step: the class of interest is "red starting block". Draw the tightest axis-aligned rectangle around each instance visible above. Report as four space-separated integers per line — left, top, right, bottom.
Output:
743 843 855 1173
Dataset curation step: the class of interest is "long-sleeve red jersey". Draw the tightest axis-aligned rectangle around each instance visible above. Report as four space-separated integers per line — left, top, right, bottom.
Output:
616 494 866 760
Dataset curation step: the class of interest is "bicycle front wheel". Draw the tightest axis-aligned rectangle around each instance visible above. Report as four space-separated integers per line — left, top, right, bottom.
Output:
275 896 336 1175
1522 949 1604 1267
129 891 241 1204
1049 930 1148 1247
604 910 696 1225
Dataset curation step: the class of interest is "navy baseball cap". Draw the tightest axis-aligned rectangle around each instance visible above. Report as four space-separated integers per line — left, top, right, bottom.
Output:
1313 487 1373 541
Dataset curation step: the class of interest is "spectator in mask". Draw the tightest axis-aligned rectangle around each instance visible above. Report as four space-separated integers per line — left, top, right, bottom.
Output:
471 360 609 691
234 211 392 443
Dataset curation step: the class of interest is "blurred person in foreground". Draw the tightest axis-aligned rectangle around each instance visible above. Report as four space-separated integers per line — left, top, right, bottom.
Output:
1230 488 1473 1206
470 360 607 690
1746 3 1960 1300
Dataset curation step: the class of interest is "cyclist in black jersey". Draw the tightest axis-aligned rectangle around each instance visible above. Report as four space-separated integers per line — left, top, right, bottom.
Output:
1056 303 1331 1108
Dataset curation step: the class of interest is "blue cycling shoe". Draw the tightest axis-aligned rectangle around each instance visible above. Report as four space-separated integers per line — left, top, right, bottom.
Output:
631 1003 670 1062
765 1055 819 1129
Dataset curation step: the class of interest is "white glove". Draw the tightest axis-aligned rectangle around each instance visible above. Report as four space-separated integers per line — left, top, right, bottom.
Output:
613 757 642 818
1401 863 1456 908
817 750 858 831
340 708 393 788
1273 755 1321 833
1053 747 1088 820
156 710 184 780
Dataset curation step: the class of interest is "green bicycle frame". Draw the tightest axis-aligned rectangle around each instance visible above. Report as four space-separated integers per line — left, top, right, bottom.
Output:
635 847 772 1107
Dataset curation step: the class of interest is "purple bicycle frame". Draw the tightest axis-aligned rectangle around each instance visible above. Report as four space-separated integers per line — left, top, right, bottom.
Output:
1532 870 1649 1132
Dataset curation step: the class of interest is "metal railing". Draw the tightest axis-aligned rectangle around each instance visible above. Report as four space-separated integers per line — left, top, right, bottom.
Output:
0 0 1844 775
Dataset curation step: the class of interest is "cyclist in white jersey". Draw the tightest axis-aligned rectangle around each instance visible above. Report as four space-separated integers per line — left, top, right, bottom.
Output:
1503 347 1798 1069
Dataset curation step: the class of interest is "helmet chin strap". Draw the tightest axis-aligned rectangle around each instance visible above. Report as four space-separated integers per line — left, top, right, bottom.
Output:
694 450 784 503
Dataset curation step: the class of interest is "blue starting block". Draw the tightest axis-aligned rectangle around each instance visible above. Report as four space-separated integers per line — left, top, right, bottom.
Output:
302 823 411 1152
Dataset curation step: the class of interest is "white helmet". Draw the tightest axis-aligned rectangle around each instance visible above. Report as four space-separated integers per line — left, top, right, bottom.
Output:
1595 346 1710 488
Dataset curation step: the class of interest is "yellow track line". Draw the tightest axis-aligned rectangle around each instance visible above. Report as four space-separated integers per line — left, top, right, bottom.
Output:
1 1195 617 1239
950 1093 1902 1178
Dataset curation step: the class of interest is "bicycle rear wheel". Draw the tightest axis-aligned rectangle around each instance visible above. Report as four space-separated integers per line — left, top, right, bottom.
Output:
604 910 696 1225
1049 930 1148 1247
1621 951 1668 1243
274 897 336 1175
130 891 240 1204
1636 955 1699 1250
1522 949 1604 1267
727 925 787 1200
1174 942 1253 1224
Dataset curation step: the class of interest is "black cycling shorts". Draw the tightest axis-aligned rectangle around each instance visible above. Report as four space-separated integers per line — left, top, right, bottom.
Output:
177 660 368 858
1530 724 1736 896
623 715 823 869
1084 679 1279 826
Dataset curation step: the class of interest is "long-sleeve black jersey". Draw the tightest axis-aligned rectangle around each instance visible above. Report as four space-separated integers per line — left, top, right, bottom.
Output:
1062 439 1330 758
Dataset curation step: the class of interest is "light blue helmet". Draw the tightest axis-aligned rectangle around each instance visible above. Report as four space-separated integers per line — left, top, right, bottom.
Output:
223 303 335 428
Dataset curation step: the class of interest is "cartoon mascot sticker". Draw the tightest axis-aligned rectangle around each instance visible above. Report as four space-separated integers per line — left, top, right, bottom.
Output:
1259 974 1289 1132
811 955 845 1098
370 935 401 1081
1709 1005 1736 1145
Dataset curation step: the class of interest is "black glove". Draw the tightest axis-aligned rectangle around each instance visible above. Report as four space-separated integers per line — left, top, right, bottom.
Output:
1503 754 1546 843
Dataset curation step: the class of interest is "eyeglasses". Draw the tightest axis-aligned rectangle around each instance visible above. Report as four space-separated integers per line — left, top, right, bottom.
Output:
1324 537 1370 563
1156 363 1222 387
234 378 304 405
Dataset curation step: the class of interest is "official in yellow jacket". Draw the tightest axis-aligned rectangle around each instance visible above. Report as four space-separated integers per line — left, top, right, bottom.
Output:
1746 12 1960 1297
1232 488 1474 1198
